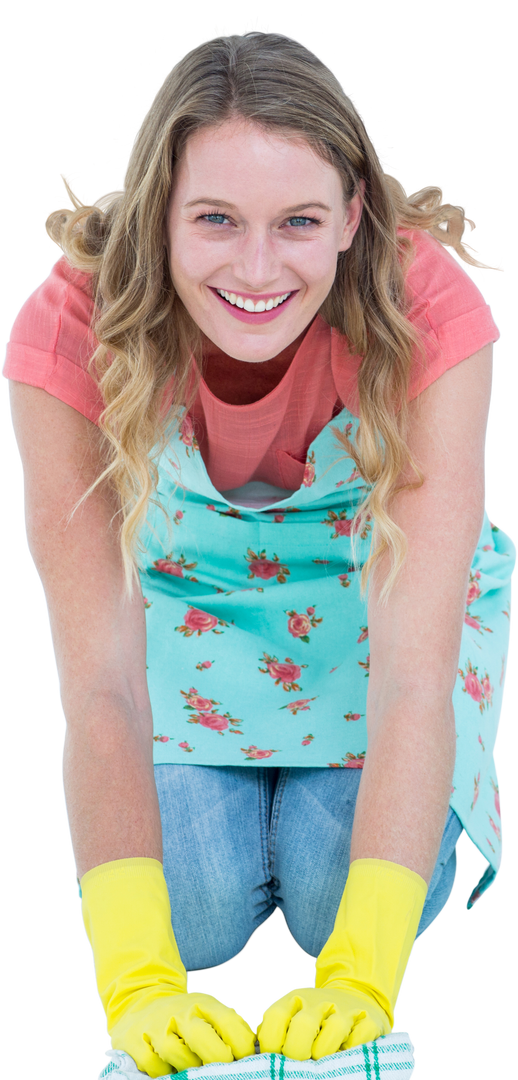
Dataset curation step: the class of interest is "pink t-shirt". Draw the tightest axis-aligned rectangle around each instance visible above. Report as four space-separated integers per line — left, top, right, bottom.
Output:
4 227 499 493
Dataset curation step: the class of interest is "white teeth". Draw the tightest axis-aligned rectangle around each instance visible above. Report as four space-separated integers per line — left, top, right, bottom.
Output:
216 289 291 312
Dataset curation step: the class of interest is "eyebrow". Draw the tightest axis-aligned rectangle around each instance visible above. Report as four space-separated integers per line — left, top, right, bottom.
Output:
184 198 332 213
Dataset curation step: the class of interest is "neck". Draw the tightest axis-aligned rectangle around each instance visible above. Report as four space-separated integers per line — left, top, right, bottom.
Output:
200 325 311 406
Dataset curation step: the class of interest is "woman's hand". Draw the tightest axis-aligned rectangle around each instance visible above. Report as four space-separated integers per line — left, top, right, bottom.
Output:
110 990 257 1077
257 986 389 1059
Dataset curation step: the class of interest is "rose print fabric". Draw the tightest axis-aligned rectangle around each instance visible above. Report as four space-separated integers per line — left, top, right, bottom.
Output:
140 407 514 908
3 231 511 909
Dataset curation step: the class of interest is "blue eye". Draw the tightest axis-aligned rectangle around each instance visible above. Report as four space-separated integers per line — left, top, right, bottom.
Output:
288 217 314 226
201 214 227 225
203 213 229 224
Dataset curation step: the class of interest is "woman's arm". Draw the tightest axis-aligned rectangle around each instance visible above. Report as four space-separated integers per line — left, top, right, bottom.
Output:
350 342 493 883
9 382 162 879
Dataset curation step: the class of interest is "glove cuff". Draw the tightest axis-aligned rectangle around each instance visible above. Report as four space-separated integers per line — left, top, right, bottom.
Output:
315 858 428 1024
81 857 187 1026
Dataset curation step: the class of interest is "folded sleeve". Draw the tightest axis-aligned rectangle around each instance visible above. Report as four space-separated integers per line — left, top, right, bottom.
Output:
402 227 500 400
330 227 499 416
3 256 104 424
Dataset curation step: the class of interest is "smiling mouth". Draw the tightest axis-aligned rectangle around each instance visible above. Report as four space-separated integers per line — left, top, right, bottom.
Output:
212 289 293 311
215 288 293 312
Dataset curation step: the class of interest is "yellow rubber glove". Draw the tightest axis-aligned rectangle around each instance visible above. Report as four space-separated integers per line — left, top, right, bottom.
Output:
81 858 256 1078
257 858 427 1059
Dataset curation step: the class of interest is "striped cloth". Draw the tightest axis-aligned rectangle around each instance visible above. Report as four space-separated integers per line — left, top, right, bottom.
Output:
98 1036 415 1080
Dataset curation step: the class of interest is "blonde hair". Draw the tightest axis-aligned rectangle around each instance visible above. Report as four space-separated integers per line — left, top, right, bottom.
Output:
47 31 487 597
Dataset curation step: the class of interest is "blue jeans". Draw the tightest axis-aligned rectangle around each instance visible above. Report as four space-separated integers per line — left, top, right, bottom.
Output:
155 764 463 972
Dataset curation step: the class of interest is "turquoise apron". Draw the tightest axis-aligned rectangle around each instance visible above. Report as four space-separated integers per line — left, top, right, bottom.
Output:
139 405 515 907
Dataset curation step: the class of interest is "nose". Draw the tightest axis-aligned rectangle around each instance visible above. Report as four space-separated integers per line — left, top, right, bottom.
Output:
230 230 287 291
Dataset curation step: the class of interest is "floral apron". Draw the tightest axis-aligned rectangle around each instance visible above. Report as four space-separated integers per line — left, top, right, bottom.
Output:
139 406 515 907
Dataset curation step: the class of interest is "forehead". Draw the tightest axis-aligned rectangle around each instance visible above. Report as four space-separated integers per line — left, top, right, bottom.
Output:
173 117 343 203
182 117 321 163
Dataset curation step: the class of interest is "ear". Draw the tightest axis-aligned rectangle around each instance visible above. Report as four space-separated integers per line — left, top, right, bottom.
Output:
338 179 365 253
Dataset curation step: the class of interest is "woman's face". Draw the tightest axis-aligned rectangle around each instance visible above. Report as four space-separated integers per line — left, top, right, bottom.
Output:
165 116 363 363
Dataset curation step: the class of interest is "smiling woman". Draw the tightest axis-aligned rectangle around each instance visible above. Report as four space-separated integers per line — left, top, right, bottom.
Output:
4 29 514 1080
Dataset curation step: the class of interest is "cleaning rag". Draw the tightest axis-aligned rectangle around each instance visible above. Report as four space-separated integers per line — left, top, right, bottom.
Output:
98 1034 415 1080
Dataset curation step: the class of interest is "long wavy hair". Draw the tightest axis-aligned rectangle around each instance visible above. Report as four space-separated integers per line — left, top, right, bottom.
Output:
47 31 486 597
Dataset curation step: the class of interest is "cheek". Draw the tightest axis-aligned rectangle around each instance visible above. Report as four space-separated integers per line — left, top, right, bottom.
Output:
295 239 341 286
172 242 226 298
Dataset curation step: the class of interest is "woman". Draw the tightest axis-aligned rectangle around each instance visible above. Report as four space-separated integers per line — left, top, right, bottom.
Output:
5 30 513 1079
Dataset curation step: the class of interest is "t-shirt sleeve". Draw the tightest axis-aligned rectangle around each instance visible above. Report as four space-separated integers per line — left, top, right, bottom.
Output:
331 227 499 416
402 227 499 400
3 256 104 424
